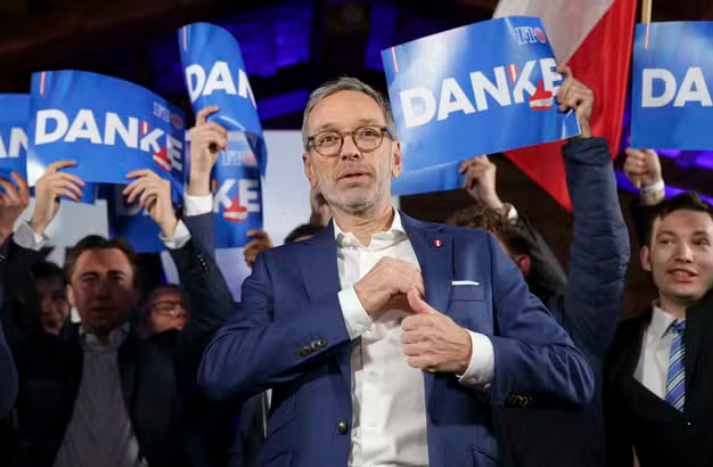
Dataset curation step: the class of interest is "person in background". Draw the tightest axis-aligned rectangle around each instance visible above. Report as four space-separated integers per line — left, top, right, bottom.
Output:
603 149 713 466
30 261 70 336
138 284 187 339
0 103 235 467
198 76 594 467
448 68 630 467
0 173 28 420
605 191 713 467
243 193 329 268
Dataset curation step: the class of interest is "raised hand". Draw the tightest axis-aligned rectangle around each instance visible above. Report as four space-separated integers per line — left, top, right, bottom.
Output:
458 155 504 211
556 65 594 139
0 173 30 241
123 169 178 238
624 148 664 206
29 161 84 236
188 106 228 196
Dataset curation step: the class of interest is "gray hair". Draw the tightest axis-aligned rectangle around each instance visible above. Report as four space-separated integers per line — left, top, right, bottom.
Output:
301 77 396 148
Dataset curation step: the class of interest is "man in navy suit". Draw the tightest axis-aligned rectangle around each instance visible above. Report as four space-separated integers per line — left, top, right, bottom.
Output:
198 76 594 467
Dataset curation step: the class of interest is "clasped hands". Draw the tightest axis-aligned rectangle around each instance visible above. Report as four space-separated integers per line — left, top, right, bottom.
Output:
353 257 472 374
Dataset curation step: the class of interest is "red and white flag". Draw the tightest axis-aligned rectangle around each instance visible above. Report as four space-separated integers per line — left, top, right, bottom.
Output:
494 0 637 210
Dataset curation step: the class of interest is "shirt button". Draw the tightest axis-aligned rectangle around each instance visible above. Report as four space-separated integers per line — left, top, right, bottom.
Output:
337 421 348 435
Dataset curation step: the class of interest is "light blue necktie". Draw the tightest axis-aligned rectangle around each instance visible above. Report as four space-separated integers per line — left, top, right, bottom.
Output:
665 319 686 412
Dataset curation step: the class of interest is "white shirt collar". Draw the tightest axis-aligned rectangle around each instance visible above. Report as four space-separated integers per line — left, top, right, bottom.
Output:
650 304 680 339
80 322 130 351
333 208 407 248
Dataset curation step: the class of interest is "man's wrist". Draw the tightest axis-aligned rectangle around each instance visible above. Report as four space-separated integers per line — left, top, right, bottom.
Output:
28 218 48 237
159 217 180 239
457 328 474 375
188 172 212 197
640 179 665 206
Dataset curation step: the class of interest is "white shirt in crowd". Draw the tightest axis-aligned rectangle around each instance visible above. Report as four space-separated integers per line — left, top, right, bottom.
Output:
635 305 683 399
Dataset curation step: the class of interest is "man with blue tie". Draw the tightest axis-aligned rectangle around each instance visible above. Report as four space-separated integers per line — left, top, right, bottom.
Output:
198 77 594 467
605 187 713 466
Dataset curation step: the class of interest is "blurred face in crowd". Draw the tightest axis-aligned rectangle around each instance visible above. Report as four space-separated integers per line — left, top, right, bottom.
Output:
642 210 713 310
36 278 70 335
303 90 401 216
144 286 187 336
309 186 332 227
67 248 136 337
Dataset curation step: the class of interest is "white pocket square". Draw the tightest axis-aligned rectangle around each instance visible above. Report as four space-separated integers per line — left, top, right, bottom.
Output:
451 280 480 286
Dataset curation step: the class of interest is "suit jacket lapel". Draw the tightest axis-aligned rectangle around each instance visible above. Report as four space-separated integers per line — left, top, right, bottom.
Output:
401 213 453 400
685 292 713 394
297 222 351 390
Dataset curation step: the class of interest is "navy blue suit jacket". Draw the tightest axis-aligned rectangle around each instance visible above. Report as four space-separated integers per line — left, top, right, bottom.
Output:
199 213 594 467
0 248 18 418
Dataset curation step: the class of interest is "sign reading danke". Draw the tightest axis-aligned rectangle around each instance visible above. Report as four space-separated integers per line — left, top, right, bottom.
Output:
382 17 579 173
0 94 29 180
179 22 267 175
632 22 713 150
27 70 186 193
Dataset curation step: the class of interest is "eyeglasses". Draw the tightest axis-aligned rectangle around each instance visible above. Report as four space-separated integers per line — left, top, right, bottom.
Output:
306 126 394 157
150 301 185 318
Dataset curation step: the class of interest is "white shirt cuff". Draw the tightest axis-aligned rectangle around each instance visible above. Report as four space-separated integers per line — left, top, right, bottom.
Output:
506 205 519 223
184 194 213 217
161 220 191 250
458 331 495 389
337 286 373 340
13 222 48 251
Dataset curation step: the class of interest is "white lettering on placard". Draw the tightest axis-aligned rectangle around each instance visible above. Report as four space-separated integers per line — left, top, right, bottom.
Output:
0 128 27 159
642 67 712 108
186 61 256 107
34 109 183 171
399 58 564 128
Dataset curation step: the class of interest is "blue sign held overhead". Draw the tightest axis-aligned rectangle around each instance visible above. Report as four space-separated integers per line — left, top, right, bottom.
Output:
209 131 263 249
382 16 579 173
392 160 465 196
27 70 186 197
631 22 713 150
179 22 267 175
0 94 29 181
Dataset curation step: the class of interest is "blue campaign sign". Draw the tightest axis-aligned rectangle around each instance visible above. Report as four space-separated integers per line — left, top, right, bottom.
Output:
179 22 267 174
631 22 713 149
27 70 187 195
103 184 165 253
392 160 464 196
0 94 29 180
209 131 263 248
382 17 580 172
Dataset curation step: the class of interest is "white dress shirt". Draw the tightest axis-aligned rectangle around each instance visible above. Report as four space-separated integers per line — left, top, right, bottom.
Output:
335 209 494 467
635 305 683 399
53 325 147 467
11 203 206 467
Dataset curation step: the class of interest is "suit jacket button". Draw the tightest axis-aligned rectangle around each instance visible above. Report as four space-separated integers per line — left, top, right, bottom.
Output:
318 338 327 347
302 345 312 355
337 421 348 435
297 348 306 358
310 340 320 351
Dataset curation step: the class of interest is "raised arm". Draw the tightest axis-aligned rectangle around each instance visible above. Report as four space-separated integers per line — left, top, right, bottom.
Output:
560 137 630 364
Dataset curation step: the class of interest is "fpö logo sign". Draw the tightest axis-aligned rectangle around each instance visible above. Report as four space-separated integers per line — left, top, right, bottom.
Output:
514 26 547 45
